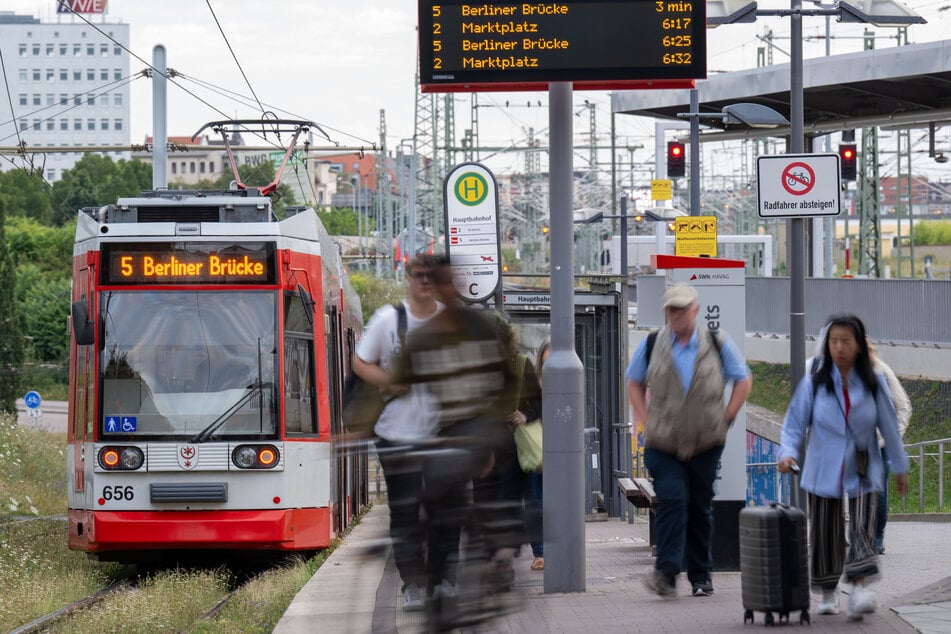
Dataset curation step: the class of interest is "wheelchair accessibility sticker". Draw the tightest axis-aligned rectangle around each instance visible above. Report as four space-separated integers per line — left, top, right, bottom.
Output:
105 416 137 433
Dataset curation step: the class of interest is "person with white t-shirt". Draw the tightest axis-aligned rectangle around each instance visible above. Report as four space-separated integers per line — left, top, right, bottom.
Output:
353 254 443 612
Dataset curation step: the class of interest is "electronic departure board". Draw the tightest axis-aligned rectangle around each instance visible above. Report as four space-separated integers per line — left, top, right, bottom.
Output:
419 1 706 92
101 242 277 285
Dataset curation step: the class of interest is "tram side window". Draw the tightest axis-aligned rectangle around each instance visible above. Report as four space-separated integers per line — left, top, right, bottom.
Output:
284 292 316 434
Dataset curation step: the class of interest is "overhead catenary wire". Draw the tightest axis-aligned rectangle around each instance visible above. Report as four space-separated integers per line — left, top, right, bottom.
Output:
176 73 374 147
204 0 266 118
0 42 24 152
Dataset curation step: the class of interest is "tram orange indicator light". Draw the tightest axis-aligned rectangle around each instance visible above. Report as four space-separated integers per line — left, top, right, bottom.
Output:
258 447 277 466
101 449 120 468
232 444 280 469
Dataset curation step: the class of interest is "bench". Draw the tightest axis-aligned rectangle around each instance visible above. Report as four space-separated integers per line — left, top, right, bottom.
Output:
617 477 657 510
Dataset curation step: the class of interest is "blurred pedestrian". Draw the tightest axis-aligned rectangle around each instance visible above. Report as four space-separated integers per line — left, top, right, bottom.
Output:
392 256 514 606
808 323 912 556
352 254 443 612
479 313 544 579
779 313 909 620
525 339 551 571
626 284 752 598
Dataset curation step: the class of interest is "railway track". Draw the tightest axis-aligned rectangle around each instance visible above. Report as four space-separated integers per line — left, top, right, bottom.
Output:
6 560 280 633
9 580 135 634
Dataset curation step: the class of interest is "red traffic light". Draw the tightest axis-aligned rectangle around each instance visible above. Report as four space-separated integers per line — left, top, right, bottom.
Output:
839 144 857 180
667 141 686 178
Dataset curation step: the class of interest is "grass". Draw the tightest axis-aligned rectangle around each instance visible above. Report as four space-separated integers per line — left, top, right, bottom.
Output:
0 518 128 631
0 409 365 632
0 416 67 516
52 568 230 633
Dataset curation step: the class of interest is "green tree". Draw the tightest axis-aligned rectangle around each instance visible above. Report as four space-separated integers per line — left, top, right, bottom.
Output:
5 217 74 278
22 277 71 363
317 207 364 235
0 169 54 224
50 155 152 223
0 198 26 413
349 272 403 323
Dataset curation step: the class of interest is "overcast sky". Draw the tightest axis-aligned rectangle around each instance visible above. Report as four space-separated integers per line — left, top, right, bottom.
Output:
7 1 951 176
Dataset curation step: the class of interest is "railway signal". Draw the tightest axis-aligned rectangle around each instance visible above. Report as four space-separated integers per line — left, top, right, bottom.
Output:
667 141 686 178
839 144 857 181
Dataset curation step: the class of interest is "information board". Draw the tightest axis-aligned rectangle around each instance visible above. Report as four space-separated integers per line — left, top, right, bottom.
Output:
101 242 277 285
419 1 707 92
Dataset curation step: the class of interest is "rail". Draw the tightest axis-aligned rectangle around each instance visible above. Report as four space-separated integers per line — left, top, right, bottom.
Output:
744 437 951 513
900 437 951 513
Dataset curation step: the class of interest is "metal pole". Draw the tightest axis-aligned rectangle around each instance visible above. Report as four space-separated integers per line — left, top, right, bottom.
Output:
789 0 806 388
544 81 585 594
152 45 167 189
689 88 700 216
619 196 631 518
654 122 667 254
408 150 417 263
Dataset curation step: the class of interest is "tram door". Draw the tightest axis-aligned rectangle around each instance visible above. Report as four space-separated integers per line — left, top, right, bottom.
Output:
70 263 96 495
506 289 626 519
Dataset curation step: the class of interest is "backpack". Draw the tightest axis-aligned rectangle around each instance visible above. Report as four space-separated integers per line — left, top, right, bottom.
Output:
342 303 407 434
644 327 723 370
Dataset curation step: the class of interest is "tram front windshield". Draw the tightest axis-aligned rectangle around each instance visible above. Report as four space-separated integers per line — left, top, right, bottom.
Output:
100 290 278 439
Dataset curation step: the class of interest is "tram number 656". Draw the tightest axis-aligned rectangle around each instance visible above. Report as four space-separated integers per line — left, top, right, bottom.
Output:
102 485 134 501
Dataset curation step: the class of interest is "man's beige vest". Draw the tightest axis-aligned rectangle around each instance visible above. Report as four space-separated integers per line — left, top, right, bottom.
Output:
645 327 727 460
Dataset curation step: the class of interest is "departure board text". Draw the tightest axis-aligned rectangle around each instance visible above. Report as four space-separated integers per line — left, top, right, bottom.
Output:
419 1 706 91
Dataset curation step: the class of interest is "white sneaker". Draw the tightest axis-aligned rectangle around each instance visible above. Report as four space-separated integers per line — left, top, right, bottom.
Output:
402 583 425 612
817 589 839 615
432 579 455 600
847 585 877 621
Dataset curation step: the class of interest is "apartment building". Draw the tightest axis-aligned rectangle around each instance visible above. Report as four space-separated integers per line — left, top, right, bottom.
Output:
0 9 130 182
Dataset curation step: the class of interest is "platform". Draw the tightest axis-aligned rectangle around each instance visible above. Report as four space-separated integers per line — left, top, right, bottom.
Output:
275 503 951 633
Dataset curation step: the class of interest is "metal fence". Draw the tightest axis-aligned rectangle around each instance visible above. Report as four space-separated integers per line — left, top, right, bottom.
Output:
901 437 951 513
745 437 950 514
745 277 951 344
635 275 951 344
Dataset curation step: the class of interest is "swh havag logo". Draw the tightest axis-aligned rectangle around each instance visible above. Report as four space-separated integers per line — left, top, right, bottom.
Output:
454 172 488 206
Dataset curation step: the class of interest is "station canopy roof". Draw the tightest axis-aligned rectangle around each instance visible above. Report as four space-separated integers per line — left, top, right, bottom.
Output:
611 39 951 142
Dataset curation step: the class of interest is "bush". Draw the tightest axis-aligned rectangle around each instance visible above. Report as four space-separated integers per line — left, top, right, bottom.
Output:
913 220 951 246
349 273 404 324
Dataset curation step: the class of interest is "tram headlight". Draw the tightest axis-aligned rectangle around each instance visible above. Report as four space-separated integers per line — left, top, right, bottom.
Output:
232 444 280 470
98 446 144 471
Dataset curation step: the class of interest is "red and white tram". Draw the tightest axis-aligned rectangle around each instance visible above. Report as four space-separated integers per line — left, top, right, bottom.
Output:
67 133 365 562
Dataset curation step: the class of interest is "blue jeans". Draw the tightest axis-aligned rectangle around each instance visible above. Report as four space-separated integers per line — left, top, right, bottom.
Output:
644 445 724 584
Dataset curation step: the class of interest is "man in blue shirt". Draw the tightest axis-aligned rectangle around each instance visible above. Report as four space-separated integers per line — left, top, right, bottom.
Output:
626 284 752 598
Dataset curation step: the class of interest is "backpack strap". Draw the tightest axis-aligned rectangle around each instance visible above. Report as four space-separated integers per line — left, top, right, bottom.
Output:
392 303 407 344
708 328 723 360
644 330 659 368
645 327 722 369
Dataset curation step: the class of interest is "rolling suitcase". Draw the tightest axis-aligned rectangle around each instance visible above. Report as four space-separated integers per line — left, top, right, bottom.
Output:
739 503 811 626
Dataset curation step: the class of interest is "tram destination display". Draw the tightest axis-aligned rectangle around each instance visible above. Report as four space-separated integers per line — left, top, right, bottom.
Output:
102 242 277 285
419 1 707 91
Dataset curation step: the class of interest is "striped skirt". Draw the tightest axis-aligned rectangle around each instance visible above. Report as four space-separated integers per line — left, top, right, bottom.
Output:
808 491 880 590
